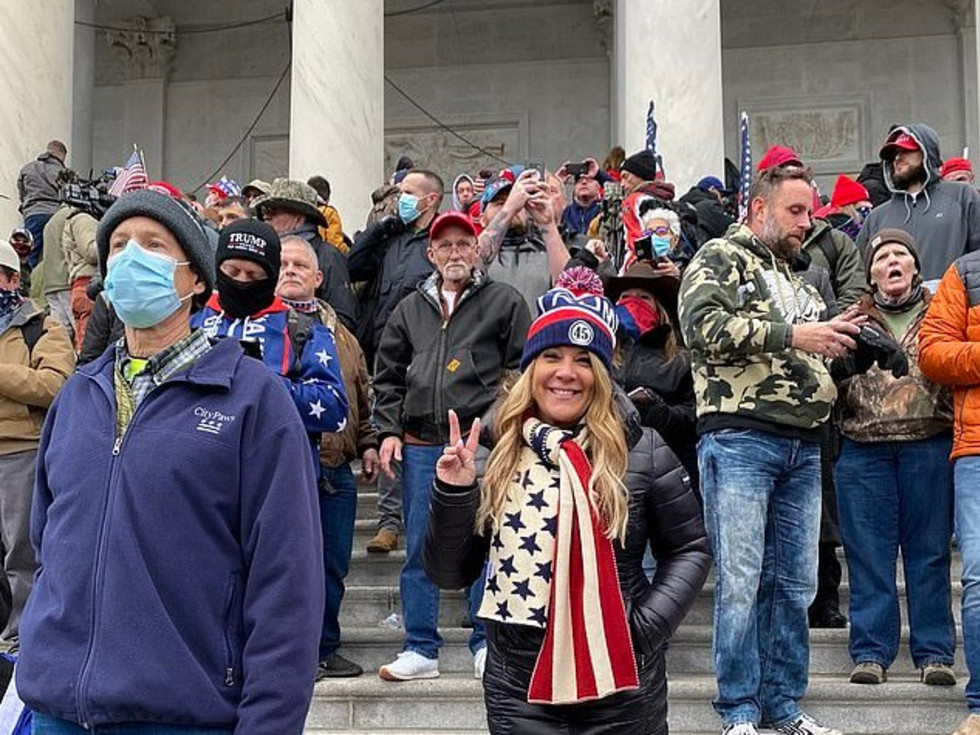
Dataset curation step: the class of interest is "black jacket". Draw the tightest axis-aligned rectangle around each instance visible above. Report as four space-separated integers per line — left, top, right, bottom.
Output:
372 271 531 445
423 414 710 735
615 331 699 488
348 217 433 368
78 294 124 366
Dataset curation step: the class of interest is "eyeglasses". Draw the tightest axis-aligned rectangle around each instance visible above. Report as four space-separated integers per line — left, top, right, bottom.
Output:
432 240 476 254
649 226 672 237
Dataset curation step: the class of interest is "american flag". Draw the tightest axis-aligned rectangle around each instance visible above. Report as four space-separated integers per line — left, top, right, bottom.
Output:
108 149 148 197
738 112 752 222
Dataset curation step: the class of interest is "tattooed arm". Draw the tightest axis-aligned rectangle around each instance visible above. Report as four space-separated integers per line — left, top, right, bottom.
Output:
477 169 539 268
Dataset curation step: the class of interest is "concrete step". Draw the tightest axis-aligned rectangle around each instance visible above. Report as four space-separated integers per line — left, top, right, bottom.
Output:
340 585 472 630
334 624 968 678
339 569 965 628
305 672 965 734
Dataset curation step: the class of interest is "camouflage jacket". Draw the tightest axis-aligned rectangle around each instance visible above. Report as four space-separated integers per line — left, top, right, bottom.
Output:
678 223 836 434
838 292 952 442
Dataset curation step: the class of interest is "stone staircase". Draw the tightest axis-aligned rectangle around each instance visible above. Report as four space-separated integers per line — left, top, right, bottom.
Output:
305 481 968 734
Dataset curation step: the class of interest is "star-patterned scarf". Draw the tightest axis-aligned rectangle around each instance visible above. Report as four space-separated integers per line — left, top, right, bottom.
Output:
480 418 638 704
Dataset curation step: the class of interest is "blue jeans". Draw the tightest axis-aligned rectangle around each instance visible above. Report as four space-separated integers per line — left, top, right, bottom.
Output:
699 428 820 728
319 463 358 660
23 213 51 269
836 434 955 670
32 712 231 734
955 456 980 712
401 444 485 659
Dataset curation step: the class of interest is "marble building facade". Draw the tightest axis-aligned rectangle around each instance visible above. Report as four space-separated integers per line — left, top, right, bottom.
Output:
1 0 978 232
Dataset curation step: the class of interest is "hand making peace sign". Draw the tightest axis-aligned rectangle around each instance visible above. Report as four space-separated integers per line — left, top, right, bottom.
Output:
436 410 481 487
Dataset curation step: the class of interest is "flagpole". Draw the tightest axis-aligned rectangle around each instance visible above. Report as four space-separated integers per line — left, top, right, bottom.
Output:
136 144 147 183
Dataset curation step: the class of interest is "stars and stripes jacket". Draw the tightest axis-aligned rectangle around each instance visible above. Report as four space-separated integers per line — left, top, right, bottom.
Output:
193 295 348 441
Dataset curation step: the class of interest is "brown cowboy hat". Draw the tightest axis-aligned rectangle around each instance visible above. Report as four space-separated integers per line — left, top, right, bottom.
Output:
603 260 680 322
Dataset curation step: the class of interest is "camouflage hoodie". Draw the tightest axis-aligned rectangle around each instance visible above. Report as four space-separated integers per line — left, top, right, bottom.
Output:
678 223 836 435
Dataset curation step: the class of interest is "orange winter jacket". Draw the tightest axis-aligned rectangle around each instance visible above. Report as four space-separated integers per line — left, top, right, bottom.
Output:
919 250 980 458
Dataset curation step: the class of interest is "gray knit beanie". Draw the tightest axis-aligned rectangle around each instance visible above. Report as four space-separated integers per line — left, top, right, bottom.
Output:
96 190 216 302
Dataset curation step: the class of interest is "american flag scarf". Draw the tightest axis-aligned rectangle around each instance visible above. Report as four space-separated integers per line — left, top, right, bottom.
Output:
523 419 638 704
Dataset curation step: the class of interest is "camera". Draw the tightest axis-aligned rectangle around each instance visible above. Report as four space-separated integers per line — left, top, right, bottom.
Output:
566 162 588 179
61 173 117 219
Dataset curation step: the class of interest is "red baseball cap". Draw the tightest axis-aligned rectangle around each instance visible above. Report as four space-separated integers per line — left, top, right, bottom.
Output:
757 145 803 171
430 210 477 241
879 130 920 158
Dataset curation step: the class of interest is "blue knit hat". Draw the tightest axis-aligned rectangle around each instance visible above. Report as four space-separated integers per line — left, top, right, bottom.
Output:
521 267 618 371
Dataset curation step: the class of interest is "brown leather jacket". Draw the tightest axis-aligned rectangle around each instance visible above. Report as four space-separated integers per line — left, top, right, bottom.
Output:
316 301 377 467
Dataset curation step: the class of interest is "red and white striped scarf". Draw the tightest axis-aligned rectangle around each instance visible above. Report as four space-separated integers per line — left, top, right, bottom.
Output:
523 419 638 705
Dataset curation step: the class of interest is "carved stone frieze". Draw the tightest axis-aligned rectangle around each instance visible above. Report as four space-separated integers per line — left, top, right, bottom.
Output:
102 16 176 81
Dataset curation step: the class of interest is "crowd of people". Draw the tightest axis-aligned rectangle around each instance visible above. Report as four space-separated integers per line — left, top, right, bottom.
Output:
3 120 980 735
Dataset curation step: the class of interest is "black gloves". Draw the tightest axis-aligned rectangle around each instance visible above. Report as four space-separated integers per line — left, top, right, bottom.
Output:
833 325 909 380
378 215 406 238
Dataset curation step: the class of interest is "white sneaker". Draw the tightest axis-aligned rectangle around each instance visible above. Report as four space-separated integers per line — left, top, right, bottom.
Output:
474 646 487 680
773 713 843 735
722 724 759 735
378 651 439 681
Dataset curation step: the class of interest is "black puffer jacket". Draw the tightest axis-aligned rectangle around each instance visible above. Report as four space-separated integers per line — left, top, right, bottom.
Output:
615 330 699 490
423 410 710 735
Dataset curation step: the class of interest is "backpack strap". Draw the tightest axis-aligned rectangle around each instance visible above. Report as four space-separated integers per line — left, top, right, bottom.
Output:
19 315 45 358
285 308 316 378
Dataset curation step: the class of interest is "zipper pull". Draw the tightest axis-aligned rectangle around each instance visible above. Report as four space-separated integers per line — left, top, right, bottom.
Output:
225 667 235 686
112 437 122 456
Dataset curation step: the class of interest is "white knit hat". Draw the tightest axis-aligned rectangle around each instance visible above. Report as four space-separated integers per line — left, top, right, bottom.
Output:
0 240 20 274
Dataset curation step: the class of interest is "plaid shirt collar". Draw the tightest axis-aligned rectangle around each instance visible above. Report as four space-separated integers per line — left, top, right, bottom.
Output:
115 328 211 389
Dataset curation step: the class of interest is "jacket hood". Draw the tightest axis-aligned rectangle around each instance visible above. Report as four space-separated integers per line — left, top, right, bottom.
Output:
452 174 475 212
882 124 943 194
5 298 43 330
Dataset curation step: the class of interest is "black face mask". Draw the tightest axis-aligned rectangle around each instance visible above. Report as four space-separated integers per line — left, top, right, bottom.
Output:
216 271 277 319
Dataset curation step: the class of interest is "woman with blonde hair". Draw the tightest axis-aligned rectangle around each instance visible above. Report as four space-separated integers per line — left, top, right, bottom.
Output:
423 268 710 734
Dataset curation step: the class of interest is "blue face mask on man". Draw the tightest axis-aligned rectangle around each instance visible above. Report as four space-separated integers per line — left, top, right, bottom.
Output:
104 240 192 329
398 192 423 225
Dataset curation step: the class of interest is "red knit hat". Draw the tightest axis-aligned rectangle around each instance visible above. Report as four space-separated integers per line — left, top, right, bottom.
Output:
830 175 870 208
941 157 973 178
757 145 803 171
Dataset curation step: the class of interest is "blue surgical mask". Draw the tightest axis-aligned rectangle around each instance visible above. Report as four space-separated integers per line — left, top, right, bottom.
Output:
104 240 191 328
398 192 421 224
650 235 672 258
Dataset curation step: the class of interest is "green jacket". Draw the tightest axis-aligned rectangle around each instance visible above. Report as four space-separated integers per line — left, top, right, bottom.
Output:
678 223 836 434
803 218 866 309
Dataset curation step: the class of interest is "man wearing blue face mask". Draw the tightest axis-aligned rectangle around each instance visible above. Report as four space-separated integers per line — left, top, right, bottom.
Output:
17 190 325 734
348 169 444 371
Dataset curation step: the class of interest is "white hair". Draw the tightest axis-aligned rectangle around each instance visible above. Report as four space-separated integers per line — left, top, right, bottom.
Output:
280 234 320 270
640 207 681 235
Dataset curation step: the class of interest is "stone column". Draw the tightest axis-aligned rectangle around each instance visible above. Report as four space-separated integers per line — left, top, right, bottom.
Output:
72 0 98 177
613 0 725 194
290 0 384 230
0 0 73 232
